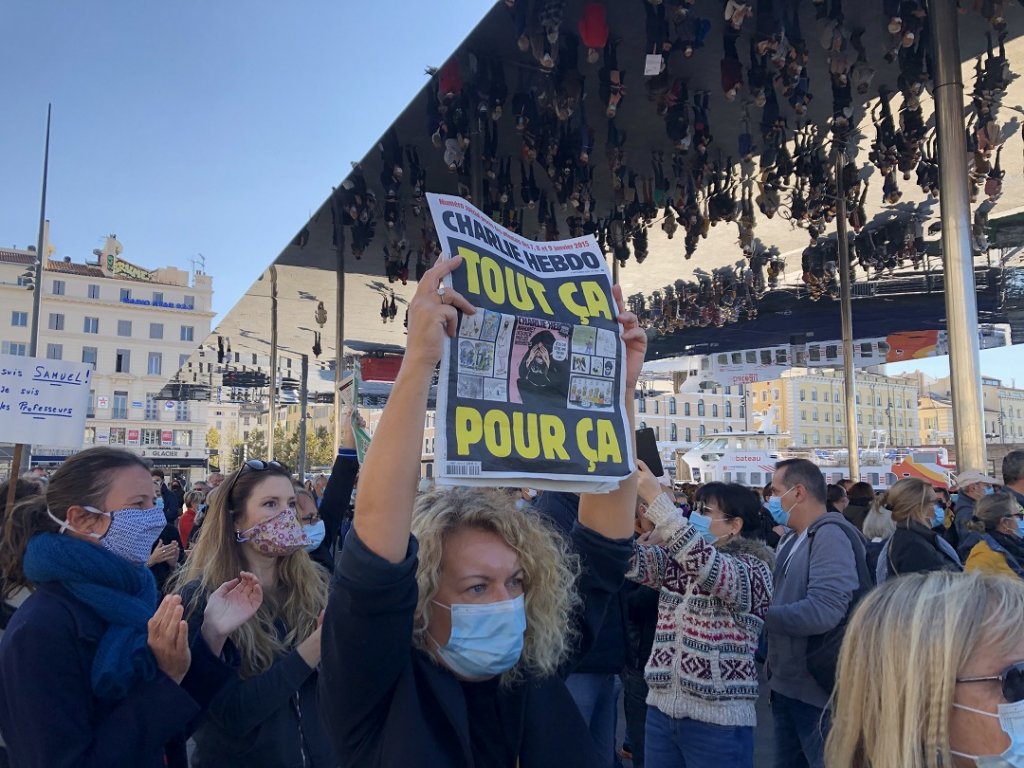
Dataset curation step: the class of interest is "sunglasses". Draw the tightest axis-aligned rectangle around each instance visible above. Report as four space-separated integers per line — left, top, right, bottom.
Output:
957 661 1024 702
223 460 287 511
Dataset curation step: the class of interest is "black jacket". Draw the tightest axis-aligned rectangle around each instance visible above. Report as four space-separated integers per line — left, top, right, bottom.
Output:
0 581 229 768
150 522 186 595
179 581 337 768
319 524 631 767
160 484 182 518
535 491 628 674
310 450 359 572
843 499 871 531
623 580 659 671
887 521 963 577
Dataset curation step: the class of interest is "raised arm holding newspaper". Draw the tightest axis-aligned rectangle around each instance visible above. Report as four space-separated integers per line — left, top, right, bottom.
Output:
319 247 647 766
427 193 634 492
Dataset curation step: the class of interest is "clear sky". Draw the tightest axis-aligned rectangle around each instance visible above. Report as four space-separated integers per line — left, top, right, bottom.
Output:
0 0 486 318
886 345 1024 390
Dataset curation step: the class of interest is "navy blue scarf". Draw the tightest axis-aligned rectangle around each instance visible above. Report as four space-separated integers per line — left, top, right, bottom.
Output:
23 533 158 701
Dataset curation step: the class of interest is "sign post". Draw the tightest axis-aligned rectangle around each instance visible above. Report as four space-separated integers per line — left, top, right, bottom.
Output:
5 444 24 513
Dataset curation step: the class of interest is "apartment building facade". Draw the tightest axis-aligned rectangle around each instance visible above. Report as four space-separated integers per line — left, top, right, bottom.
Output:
0 235 214 478
747 368 920 449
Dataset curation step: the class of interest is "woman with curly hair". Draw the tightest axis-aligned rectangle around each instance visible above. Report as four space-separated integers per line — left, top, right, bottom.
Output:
174 460 332 767
319 255 646 767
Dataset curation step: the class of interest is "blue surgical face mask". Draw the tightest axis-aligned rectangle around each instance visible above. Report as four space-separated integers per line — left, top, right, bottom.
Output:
431 594 527 679
951 699 1024 767
933 503 947 528
1016 517 1024 538
687 510 718 544
767 487 795 526
303 520 326 552
985 487 997 496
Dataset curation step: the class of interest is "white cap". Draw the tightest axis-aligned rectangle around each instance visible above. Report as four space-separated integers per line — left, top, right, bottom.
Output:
955 469 999 488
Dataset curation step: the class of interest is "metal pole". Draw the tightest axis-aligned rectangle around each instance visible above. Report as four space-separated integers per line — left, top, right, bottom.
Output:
931 0 986 472
834 156 860 481
268 265 278 459
297 354 309 478
21 105 51 475
333 250 346 450
29 105 50 360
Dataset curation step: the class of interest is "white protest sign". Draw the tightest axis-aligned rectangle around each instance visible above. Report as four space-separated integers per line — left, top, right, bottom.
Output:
0 354 92 448
644 54 663 76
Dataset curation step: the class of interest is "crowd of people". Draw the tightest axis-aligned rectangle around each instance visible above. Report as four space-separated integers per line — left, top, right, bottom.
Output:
5 2 1024 765
1 250 1024 767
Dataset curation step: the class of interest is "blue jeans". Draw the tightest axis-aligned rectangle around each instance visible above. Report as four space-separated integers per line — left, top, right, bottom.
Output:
644 706 754 768
565 673 620 768
771 692 830 768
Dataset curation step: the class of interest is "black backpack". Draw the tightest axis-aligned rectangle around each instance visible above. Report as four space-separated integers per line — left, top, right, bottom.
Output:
803 518 874 693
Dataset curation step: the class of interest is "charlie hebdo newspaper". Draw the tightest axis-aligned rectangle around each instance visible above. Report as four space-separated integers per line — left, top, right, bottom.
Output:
427 193 634 492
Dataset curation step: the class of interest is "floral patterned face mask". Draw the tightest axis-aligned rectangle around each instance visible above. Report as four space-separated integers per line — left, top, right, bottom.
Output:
236 508 309 557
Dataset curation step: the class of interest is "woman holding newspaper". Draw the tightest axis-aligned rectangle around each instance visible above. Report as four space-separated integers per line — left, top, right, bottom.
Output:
318 253 647 767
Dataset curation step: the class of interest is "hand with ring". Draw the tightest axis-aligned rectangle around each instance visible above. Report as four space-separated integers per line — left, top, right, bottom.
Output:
405 255 476 370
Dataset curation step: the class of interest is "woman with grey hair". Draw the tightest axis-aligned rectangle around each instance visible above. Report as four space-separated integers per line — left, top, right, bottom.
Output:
862 503 896 542
964 491 1024 579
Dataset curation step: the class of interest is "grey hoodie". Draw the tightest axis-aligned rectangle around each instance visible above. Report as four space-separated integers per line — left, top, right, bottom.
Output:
764 511 860 709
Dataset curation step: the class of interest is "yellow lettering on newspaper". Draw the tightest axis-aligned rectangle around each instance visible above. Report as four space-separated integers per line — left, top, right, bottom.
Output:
454 407 569 461
558 281 613 326
457 246 554 315
576 419 622 473
456 407 484 456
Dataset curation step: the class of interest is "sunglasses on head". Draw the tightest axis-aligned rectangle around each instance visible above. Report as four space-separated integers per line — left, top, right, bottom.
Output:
957 661 1024 703
224 460 287 510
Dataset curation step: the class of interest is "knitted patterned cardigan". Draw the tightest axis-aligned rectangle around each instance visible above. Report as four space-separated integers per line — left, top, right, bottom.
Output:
626 493 776 727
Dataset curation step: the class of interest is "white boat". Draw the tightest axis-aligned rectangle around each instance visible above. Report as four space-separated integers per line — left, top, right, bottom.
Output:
675 432 957 490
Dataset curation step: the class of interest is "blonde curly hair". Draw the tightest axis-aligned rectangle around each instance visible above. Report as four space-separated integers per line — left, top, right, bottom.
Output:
410 487 580 684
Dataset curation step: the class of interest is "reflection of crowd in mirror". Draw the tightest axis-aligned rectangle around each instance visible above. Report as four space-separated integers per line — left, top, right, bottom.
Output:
312 0 1016 340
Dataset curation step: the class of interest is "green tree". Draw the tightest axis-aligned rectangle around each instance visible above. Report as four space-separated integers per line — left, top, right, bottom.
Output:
308 426 335 469
206 426 221 453
225 441 243 472
245 428 267 460
222 424 240 472
273 425 301 472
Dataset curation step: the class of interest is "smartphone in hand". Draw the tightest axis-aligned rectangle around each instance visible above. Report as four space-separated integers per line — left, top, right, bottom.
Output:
635 427 665 477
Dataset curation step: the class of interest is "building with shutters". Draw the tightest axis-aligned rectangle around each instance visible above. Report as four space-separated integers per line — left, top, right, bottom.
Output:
0 233 214 479
746 368 920 450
